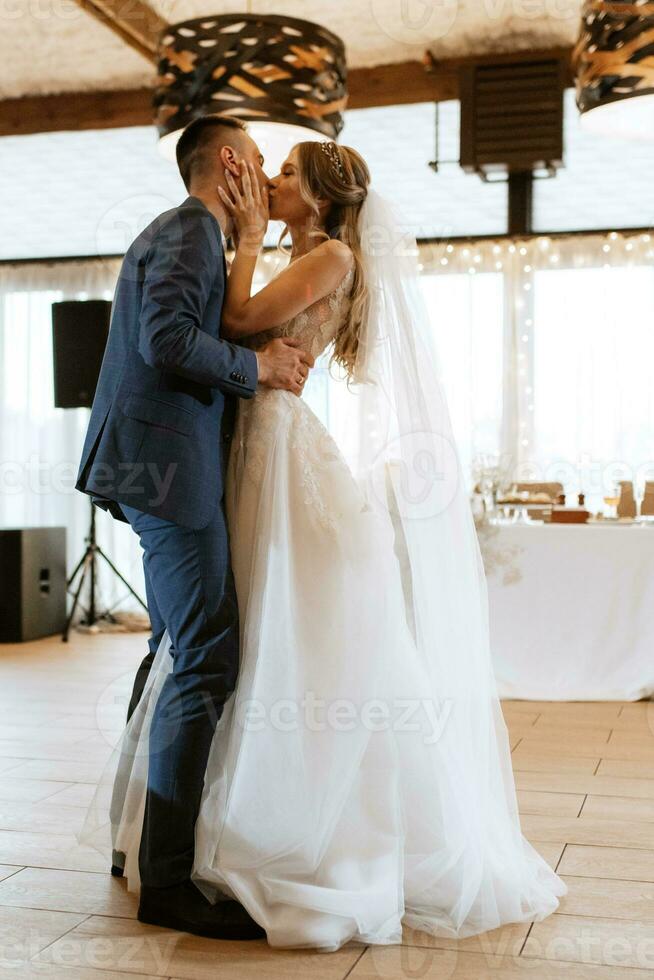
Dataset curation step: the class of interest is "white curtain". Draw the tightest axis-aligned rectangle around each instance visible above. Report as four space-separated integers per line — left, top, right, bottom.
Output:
418 231 654 512
2 231 653 620
530 265 654 511
417 271 504 479
252 252 506 486
0 259 145 614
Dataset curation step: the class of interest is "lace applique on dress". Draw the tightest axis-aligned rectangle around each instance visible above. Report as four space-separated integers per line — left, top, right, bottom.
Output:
293 266 355 361
253 264 355 360
231 265 357 532
287 410 348 533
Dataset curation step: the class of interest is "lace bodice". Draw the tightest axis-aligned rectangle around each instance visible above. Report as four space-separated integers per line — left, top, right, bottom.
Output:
228 264 357 532
245 264 355 361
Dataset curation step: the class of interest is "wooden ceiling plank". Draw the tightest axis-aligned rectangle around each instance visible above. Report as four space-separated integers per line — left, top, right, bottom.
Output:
347 59 459 108
73 0 167 62
0 48 575 139
0 88 155 138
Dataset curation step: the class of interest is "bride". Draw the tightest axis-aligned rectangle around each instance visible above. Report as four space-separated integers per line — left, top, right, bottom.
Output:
83 139 566 951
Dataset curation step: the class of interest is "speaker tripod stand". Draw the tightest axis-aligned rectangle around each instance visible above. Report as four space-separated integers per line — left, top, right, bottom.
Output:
63 501 147 642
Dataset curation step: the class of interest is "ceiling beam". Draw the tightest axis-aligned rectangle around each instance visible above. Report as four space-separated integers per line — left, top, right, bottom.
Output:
0 88 155 137
73 0 166 62
428 45 574 75
347 59 459 109
0 48 575 139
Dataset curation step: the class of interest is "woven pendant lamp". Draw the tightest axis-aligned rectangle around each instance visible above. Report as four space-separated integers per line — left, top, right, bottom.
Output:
575 1 654 138
154 13 347 170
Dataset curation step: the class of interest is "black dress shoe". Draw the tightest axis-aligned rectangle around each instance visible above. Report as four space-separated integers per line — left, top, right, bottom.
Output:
138 880 265 941
111 849 125 878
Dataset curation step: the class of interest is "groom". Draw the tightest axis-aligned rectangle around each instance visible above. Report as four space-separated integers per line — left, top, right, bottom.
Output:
76 115 313 939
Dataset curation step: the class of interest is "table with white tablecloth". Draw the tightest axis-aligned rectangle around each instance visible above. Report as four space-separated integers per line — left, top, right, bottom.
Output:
481 522 654 701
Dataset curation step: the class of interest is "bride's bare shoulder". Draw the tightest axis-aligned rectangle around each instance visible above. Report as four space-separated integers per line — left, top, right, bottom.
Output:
287 239 353 297
317 239 354 270
309 240 354 291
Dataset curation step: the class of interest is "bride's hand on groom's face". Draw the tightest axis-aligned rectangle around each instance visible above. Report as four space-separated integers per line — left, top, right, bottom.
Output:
218 161 269 255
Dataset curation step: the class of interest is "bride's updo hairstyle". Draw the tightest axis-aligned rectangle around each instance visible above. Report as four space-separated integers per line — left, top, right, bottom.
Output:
283 140 370 379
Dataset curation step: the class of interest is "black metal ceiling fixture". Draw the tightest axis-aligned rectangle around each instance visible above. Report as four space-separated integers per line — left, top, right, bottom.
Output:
154 13 348 165
575 0 654 139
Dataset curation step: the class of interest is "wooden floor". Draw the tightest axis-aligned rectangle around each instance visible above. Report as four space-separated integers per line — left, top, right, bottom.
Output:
0 633 651 979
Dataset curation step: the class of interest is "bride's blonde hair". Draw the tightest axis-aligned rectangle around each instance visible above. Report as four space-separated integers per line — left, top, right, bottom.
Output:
278 141 370 379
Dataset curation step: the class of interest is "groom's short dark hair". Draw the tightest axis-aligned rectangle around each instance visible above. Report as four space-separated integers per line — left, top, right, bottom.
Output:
176 115 248 192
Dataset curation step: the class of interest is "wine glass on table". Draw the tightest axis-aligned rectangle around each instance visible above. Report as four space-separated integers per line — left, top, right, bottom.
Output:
603 486 619 520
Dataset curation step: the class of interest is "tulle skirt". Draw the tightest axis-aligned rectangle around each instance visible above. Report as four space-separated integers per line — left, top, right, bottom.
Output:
80 391 566 951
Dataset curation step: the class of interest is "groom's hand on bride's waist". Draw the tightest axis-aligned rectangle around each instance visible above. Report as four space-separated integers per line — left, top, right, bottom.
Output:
256 338 314 397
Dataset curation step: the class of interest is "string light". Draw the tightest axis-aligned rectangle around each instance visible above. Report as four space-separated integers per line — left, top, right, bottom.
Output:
415 230 649 478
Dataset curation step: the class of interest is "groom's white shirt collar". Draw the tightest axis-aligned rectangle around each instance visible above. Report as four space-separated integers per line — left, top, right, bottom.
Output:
220 229 232 273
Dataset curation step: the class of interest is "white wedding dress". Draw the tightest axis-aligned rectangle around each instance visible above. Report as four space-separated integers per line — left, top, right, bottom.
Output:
82 245 566 951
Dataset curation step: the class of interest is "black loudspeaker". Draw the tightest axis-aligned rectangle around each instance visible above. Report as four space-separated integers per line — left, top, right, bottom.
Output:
0 528 67 642
52 300 111 409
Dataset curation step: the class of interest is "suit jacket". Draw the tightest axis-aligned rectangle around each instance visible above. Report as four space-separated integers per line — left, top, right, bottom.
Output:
76 196 257 530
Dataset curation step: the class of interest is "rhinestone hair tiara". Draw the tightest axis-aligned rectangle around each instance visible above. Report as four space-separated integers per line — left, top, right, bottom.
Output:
319 141 345 179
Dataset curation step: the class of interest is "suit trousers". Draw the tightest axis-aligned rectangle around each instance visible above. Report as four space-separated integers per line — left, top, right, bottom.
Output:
120 499 240 888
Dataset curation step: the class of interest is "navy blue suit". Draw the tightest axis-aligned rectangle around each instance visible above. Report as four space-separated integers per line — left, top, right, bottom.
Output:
77 196 258 887
77 195 256 527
